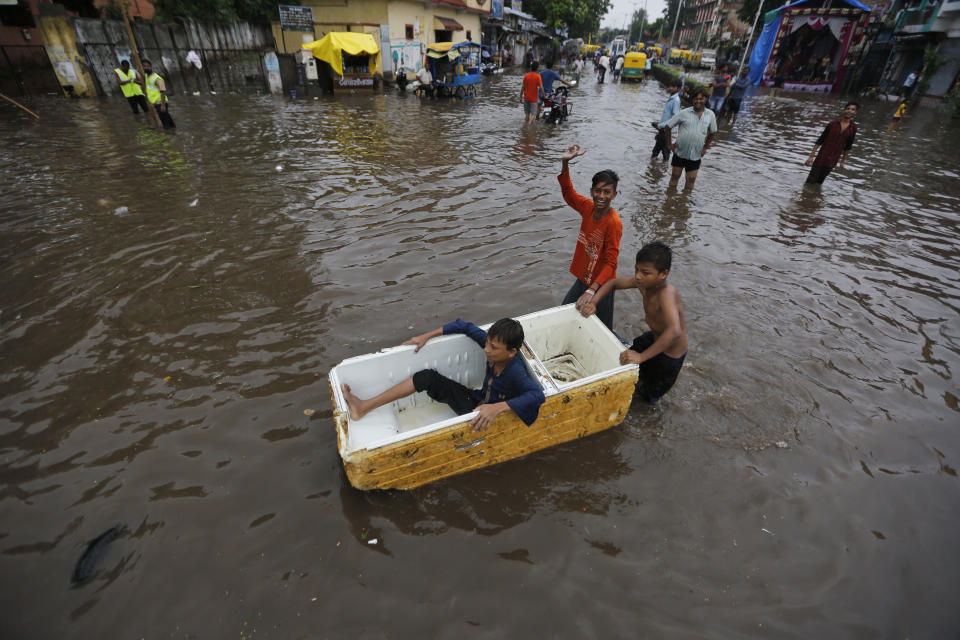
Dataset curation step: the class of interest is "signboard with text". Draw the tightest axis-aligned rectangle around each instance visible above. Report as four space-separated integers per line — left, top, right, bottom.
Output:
278 5 314 32
492 0 503 20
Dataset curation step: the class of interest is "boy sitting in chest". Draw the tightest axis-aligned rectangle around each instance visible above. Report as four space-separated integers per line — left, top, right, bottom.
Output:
342 318 545 431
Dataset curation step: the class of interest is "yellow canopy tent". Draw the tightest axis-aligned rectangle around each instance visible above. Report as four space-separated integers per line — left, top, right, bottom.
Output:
302 32 381 76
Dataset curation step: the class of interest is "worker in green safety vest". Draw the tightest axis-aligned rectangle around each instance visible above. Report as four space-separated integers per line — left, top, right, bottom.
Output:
114 59 148 114
142 59 175 129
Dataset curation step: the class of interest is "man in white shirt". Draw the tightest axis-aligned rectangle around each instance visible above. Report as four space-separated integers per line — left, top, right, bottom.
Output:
416 63 434 97
598 52 610 83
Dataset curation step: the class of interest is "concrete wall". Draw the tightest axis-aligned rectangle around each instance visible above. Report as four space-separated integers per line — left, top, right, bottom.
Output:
73 17 274 97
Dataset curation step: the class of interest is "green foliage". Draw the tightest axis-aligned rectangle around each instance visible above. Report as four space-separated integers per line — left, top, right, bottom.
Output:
522 0 612 38
101 0 126 20
627 8 648 43
738 0 764 29
152 0 297 24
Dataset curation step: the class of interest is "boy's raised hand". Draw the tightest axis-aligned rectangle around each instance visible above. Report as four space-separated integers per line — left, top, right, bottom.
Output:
561 144 587 162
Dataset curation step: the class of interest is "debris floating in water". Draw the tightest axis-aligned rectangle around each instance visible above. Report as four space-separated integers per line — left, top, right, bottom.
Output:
775 441 788 449
275 165 283 172
303 409 315 416
368 538 378 545
113 206 128 215
72 524 126 584
188 198 198 207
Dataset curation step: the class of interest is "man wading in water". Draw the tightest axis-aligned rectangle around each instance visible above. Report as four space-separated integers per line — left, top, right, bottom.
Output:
804 102 858 186
664 89 717 191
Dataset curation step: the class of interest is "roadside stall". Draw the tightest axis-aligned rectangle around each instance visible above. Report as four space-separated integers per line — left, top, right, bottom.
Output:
426 40 482 99
303 32 381 95
747 0 871 93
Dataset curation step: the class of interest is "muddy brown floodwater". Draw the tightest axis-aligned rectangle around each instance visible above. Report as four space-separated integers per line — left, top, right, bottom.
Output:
2 71 959 638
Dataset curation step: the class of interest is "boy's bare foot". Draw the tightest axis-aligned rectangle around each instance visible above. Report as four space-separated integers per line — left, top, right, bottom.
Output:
341 383 368 421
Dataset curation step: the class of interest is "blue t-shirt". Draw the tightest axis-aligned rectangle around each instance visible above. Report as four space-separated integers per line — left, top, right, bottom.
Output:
540 69 562 94
442 318 546 426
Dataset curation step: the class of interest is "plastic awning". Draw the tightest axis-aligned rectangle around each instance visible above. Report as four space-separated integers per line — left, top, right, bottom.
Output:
434 16 464 31
302 32 381 76
426 40 481 61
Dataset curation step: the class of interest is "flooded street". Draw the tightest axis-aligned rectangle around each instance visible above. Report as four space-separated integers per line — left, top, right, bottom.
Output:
2 71 959 638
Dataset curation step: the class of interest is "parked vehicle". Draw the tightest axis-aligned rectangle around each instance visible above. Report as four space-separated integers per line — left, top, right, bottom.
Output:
682 50 702 68
542 86 571 124
621 51 647 81
328 305 638 490
668 48 685 64
609 36 627 59
701 48 717 69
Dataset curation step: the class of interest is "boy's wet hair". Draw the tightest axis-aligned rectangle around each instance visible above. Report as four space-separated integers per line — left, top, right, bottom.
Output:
591 169 619 190
691 88 709 100
531 61 539 71
668 77 681 88
636 241 672 272
488 318 524 351
844 101 860 110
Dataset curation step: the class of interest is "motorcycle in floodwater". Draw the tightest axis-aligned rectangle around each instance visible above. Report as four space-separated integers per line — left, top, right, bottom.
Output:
541 86 572 124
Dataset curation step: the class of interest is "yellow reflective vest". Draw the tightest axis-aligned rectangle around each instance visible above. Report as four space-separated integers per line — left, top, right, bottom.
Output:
115 68 143 98
145 72 166 104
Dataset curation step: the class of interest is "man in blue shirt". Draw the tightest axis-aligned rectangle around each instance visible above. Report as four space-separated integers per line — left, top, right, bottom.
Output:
651 77 681 162
341 318 545 431
540 60 573 96
665 88 717 190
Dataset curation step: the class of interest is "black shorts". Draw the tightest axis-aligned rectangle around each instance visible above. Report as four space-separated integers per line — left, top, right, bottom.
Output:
805 165 832 185
727 98 742 113
630 332 686 402
671 155 702 172
412 369 479 415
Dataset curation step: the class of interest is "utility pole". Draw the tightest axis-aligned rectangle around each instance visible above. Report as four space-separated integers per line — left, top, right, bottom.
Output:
669 0 685 47
639 0 648 43
735 0 766 81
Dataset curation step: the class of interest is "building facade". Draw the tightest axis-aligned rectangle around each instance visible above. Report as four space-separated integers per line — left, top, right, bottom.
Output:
271 0 490 76
679 0 748 47
879 0 960 96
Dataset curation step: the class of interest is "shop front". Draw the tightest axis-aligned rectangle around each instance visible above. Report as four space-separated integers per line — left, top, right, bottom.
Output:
303 32 381 95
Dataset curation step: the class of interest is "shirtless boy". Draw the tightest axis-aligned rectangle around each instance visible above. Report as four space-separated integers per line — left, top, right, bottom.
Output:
578 242 687 402
341 318 545 431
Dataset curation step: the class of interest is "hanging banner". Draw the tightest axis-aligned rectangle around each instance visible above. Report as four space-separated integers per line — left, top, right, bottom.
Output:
492 0 503 19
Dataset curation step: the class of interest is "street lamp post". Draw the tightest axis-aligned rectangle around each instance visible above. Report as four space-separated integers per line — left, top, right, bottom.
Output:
669 0 685 47
735 0 766 81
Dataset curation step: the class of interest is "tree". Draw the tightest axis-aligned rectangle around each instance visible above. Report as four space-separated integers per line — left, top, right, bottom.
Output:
646 17 666 42
522 0 612 38
152 0 298 24
627 8 648 44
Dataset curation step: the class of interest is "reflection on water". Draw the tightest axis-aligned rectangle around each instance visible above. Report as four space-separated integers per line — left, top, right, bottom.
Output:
1 74 959 637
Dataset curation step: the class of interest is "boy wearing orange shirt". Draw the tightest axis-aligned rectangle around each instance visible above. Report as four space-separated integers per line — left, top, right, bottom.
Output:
520 61 544 124
558 144 623 330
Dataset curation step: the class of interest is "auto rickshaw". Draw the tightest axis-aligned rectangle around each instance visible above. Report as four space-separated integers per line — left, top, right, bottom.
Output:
647 45 663 59
668 48 684 64
426 40 482 98
682 50 702 68
621 51 647 82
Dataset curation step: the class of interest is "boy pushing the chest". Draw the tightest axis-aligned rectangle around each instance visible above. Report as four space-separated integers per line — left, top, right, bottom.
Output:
579 242 688 403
